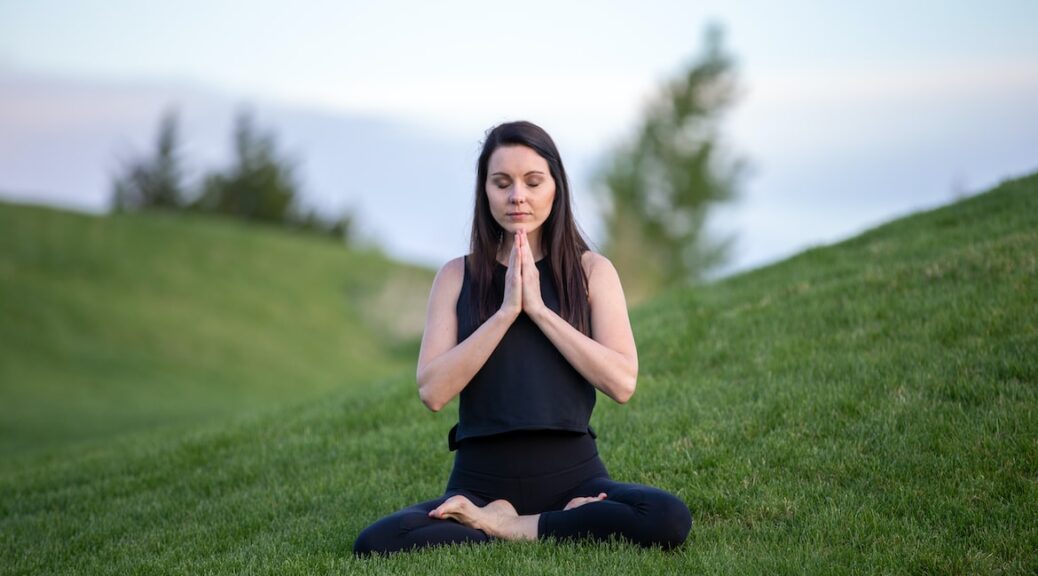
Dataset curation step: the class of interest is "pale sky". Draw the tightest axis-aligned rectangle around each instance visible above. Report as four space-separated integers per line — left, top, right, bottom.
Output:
2 0 1037 275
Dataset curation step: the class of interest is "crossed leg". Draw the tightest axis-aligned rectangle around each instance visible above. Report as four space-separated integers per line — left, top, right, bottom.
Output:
352 489 492 557
422 477 692 551
354 479 692 556
538 476 693 550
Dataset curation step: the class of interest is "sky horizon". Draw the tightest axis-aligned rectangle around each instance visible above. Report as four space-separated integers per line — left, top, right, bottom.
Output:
2 1 1037 277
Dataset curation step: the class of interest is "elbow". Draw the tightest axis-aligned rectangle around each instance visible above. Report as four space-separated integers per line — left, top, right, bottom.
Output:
613 375 637 405
613 361 638 404
610 357 635 404
416 370 443 412
419 387 444 412
424 399 444 413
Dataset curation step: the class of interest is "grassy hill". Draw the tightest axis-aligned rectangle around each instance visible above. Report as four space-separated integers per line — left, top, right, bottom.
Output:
1 173 1036 575
0 204 432 457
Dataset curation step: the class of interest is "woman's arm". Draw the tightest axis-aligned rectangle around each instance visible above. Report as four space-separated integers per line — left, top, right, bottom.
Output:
527 252 639 404
416 257 520 412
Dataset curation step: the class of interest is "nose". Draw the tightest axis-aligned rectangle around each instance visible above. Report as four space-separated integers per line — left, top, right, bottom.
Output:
508 184 527 206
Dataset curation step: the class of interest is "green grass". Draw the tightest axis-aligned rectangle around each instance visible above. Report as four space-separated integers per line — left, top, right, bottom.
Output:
0 204 432 457
1 173 1036 574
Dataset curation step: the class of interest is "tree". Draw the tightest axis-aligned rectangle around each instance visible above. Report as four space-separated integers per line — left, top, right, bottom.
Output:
190 108 299 224
286 202 358 245
111 108 187 211
595 24 747 303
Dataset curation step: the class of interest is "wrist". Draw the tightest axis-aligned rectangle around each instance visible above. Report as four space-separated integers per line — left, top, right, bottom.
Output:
496 307 520 324
526 303 550 323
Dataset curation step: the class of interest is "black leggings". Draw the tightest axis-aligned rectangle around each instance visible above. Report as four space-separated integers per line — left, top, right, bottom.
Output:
353 429 692 556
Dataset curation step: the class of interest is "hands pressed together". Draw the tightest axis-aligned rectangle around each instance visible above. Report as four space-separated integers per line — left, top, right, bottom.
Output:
501 229 547 320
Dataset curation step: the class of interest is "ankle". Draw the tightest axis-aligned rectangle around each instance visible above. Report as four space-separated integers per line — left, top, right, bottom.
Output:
495 514 538 541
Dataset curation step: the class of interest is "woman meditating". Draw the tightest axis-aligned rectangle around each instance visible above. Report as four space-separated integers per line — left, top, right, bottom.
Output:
353 120 692 556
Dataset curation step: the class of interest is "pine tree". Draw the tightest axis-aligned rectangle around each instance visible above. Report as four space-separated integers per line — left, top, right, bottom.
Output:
111 108 186 211
596 24 747 302
191 108 299 224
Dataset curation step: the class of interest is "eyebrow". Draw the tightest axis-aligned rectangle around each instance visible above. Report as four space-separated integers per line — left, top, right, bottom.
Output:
491 171 546 177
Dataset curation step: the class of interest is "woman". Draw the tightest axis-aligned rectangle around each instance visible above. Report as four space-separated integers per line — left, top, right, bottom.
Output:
353 121 692 556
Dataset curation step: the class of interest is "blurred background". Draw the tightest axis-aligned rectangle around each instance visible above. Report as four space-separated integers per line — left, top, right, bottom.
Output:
3 1 1037 275
2 0 1037 454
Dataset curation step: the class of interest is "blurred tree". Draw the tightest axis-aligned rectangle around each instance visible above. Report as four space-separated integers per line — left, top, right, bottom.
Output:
287 203 358 245
327 211 354 242
595 24 747 303
113 105 360 245
111 108 187 211
190 108 299 224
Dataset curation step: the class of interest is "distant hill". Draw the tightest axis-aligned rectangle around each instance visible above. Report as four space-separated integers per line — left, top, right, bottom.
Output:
0 202 433 456
0 72 483 265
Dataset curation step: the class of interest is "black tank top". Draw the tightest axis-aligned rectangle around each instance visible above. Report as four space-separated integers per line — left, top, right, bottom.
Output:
448 255 597 451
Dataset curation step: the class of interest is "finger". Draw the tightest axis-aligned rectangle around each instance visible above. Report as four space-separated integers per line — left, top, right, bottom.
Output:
521 230 535 268
508 232 519 272
513 232 522 274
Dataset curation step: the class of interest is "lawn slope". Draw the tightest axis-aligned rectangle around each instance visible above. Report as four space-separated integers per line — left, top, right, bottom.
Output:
0 204 432 457
1 173 1035 575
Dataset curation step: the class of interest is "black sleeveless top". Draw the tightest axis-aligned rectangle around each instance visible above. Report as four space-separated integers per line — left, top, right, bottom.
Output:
447 255 597 451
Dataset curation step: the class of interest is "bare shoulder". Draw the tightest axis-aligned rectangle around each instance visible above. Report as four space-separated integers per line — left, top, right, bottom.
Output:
440 255 465 279
423 256 466 329
580 250 615 279
580 251 622 303
434 256 466 293
419 256 467 371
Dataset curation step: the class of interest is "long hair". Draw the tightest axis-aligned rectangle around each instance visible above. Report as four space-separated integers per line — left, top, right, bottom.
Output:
467 120 592 336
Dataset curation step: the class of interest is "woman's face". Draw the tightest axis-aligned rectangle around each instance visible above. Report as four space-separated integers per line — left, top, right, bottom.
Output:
485 144 556 236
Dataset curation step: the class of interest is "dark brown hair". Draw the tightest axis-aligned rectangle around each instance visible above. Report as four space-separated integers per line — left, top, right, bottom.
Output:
467 120 592 336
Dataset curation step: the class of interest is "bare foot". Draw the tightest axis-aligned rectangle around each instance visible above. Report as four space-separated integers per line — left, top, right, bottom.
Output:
484 498 519 520
563 492 607 511
428 495 520 538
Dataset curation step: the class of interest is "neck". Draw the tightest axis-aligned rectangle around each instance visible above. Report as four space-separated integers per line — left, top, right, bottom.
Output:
499 228 544 263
